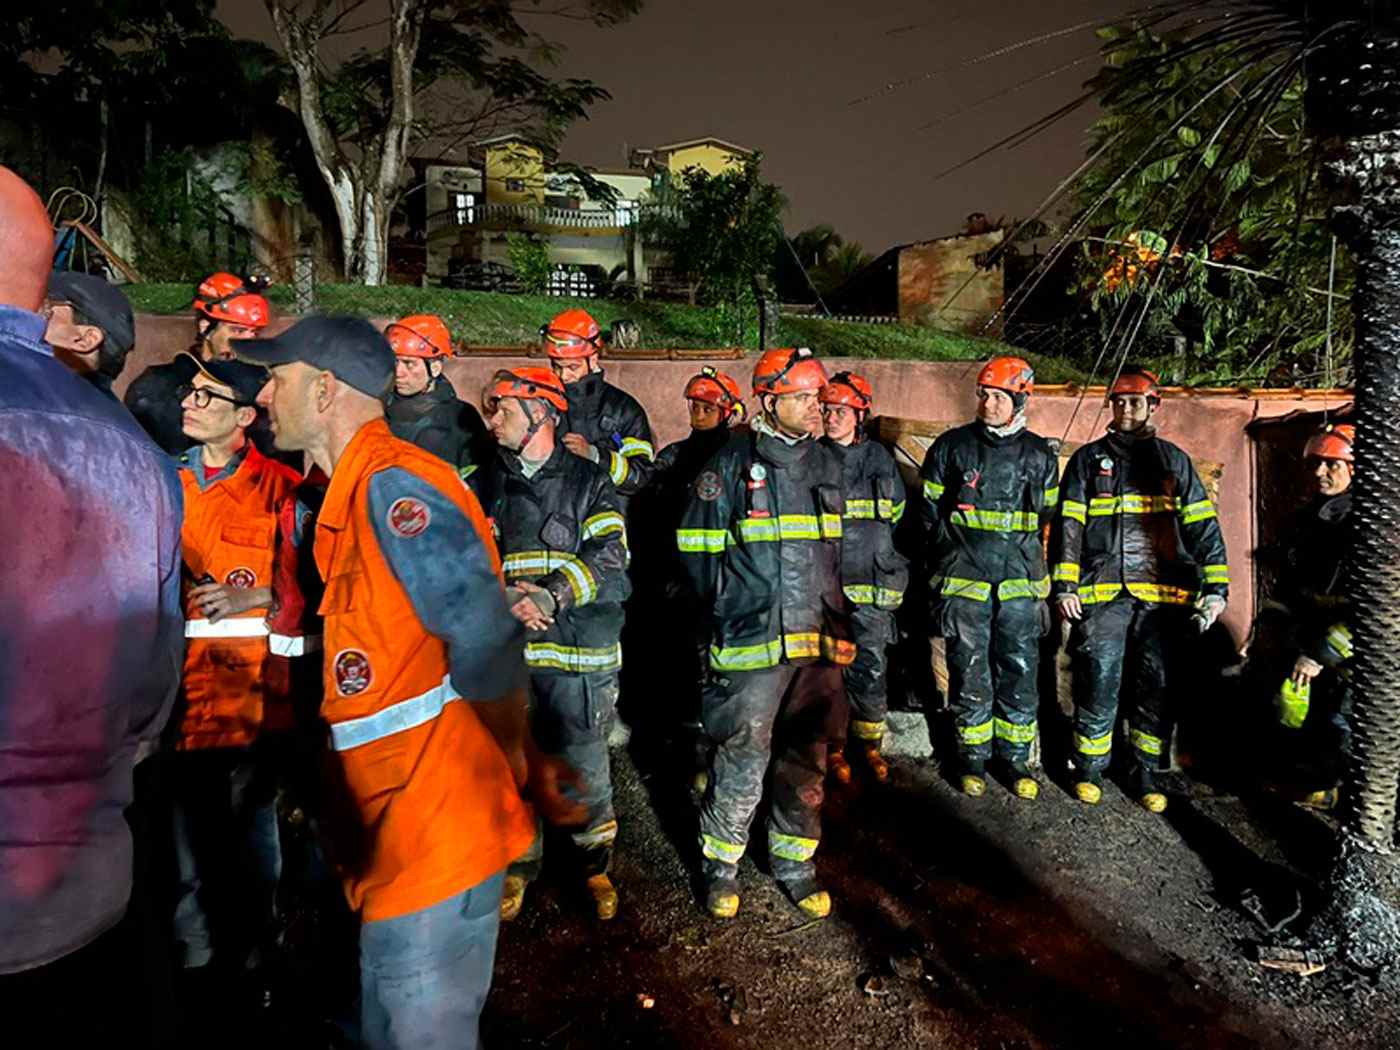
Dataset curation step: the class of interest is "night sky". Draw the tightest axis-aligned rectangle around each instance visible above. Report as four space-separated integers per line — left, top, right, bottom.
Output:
220 0 1130 255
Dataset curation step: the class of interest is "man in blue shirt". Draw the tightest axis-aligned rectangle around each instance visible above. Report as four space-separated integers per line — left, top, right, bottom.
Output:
0 167 184 1038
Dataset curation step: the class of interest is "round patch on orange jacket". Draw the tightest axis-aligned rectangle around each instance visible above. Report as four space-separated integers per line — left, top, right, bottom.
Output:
334 649 373 696
387 497 431 538
225 567 257 589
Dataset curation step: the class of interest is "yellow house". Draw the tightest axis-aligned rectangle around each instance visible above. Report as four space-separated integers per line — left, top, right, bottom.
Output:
480 135 548 205
631 137 754 179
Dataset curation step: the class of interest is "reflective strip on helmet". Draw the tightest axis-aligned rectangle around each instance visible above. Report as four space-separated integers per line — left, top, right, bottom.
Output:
701 834 745 864
502 551 597 605
950 508 1040 533
620 436 655 461
1179 499 1217 524
330 673 455 751
998 576 1050 601
1202 563 1230 586
607 450 629 486
931 576 992 601
1075 731 1113 756
851 719 886 741
1089 494 1178 516
1061 499 1087 524
269 633 322 657
924 480 945 504
677 527 732 554
1129 728 1163 756
843 584 905 608
582 511 626 541
1077 582 1124 604
994 718 1037 744
524 641 623 673
1043 486 1060 507
1326 623 1353 661
1124 582 1193 604
573 819 619 849
185 617 269 639
1278 678 1311 728
769 831 818 862
1052 562 1081 584
958 721 994 746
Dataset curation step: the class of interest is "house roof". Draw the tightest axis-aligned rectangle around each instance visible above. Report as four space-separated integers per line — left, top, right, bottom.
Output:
474 133 540 149
647 137 754 156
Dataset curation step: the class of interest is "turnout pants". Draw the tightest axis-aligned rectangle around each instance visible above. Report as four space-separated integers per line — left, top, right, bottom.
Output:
1069 597 1186 780
941 595 1041 771
699 661 843 885
512 670 619 879
841 605 896 745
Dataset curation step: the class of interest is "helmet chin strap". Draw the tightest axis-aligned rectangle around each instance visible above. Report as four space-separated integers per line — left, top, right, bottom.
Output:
516 398 554 454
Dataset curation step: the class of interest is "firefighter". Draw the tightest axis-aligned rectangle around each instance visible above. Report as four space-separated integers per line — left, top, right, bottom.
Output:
241 315 579 1049
385 313 491 486
678 346 852 920
479 367 631 923
41 271 136 401
1053 368 1229 813
920 357 1059 800
125 272 271 453
820 371 908 784
170 354 302 985
541 308 656 501
1275 423 1354 807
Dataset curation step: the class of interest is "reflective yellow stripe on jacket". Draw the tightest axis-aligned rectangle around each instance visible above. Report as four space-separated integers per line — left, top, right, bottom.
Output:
503 550 598 605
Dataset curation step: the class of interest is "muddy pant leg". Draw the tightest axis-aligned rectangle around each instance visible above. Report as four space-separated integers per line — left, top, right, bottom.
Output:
1070 599 1133 777
991 597 1042 767
846 605 895 745
699 665 791 881
1126 602 1184 782
529 671 617 877
769 662 843 883
942 597 996 772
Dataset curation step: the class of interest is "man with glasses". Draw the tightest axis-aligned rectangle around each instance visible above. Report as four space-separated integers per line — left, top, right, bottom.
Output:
41 272 136 401
540 308 655 502
677 347 852 920
169 355 302 1007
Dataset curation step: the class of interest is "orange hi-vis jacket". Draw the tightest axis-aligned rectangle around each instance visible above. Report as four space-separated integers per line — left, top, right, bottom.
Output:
179 444 302 750
313 419 534 922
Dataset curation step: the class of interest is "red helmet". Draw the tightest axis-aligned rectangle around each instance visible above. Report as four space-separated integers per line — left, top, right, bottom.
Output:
820 371 873 412
1109 368 1161 401
484 366 569 414
753 347 828 396
388 314 453 359
684 366 745 420
1305 423 1355 462
977 356 1035 396
541 309 603 359
194 272 271 330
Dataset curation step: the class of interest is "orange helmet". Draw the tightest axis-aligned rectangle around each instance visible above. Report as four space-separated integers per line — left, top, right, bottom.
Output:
684 366 745 420
1109 367 1161 401
540 309 603 358
977 356 1035 396
194 272 271 330
753 347 828 396
483 366 569 414
387 314 453 359
1305 423 1355 462
820 371 873 412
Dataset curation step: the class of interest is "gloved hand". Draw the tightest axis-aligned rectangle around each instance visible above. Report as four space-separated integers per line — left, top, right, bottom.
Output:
1277 676 1311 729
1192 594 1226 633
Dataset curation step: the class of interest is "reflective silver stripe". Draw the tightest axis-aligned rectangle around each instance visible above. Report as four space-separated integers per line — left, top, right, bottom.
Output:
269 633 323 657
329 674 456 752
185 618 269 639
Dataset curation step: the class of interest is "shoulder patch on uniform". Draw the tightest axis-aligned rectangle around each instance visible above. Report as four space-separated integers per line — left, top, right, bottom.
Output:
696 470 723 502
225 567 257 589
387 496 431 538
334 649 373 696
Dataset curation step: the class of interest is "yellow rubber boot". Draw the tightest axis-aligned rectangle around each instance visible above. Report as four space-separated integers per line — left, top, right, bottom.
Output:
796 890 832 919
960 774 987 797
586 874 619 921
863 745 889 783
1140 792 1168 814
828 750 852 785
706 884 740 919
1013 776 1040 801
500 874 528 922
1075 781 1102 805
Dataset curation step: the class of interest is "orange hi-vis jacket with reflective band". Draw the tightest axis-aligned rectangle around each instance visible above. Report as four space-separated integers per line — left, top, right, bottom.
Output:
178 443 302 750
313 419 534 922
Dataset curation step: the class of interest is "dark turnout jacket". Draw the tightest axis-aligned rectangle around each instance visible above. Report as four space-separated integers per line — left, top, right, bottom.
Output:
386 377 491 485
559 370 656 499
825 436 909 611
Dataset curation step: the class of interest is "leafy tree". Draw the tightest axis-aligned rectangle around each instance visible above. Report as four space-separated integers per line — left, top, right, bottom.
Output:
777 224 875 300
506 232 552 294
1073 24 1353 386
264 0 640 285
643 155 787 309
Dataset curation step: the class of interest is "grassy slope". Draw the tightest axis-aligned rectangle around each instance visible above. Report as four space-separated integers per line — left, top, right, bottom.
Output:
124 282 1081 381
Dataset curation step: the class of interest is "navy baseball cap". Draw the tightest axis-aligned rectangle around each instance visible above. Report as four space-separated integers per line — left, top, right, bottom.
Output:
182 352 268 405
47 272 136 354
233 314 395 401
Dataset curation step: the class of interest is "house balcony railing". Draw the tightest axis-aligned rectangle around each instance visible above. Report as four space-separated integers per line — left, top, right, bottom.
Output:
436 201 681 234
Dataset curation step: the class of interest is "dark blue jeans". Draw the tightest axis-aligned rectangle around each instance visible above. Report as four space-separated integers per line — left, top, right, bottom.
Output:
358 871 505 1050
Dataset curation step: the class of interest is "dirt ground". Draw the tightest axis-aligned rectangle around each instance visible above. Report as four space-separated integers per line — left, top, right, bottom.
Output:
483 721 1400 1050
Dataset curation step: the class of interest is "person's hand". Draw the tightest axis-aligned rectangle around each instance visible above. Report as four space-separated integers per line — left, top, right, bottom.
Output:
561 433 594 459
188 582 261 623
1194 594 1227 633
528 754 588 826
507 580 555 631
1055 593 1083 621
1291 654 1324 689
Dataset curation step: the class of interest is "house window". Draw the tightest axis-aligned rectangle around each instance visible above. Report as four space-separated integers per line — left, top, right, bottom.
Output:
506 178 526 193
615 201 639 227
452 192 475 225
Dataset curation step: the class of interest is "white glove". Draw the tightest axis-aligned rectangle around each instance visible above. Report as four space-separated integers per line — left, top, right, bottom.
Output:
1193 594 1226 632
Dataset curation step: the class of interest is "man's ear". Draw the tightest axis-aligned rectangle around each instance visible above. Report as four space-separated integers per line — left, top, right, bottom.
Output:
235 405 258 430
74 325 105 356
316 370 338 410
429 360 443 380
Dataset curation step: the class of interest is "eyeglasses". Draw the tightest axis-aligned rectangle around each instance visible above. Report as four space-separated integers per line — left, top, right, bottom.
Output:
176 383 250 409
